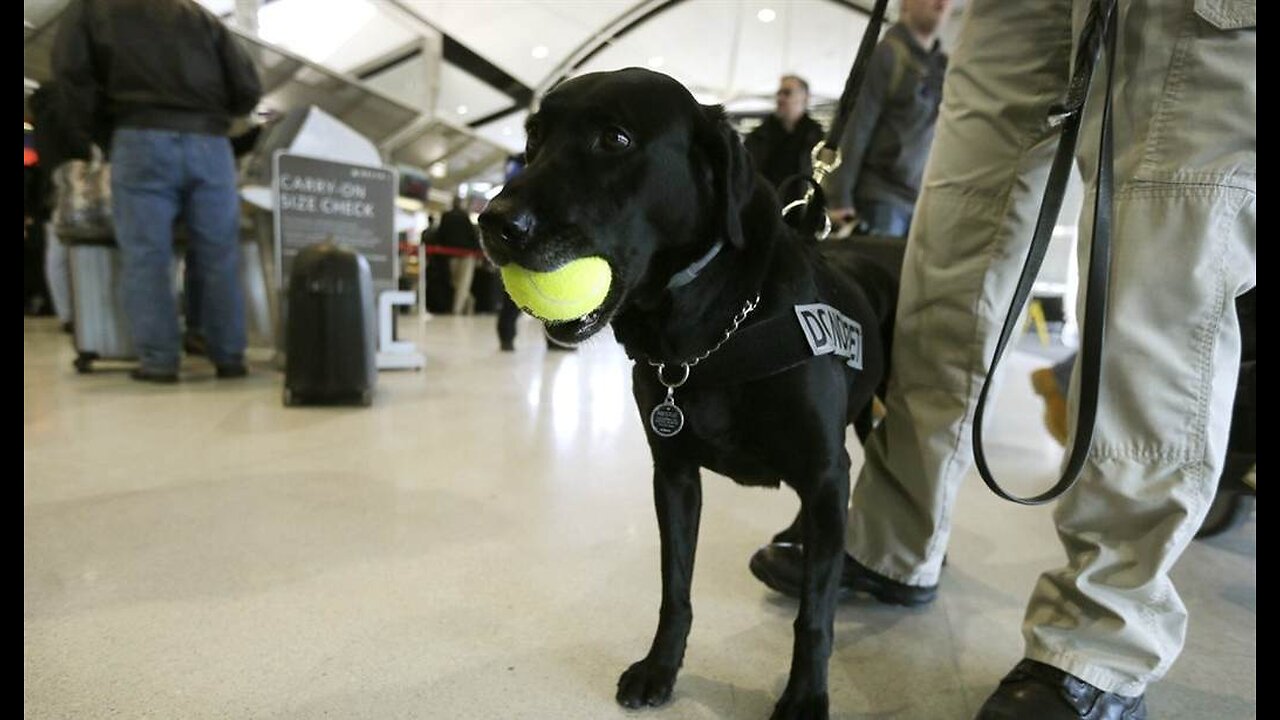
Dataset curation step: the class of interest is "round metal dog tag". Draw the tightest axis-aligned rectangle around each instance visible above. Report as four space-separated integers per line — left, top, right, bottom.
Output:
650 401 685 437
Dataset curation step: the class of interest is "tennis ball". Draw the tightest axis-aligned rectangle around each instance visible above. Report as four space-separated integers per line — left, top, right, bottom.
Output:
500 257 612 322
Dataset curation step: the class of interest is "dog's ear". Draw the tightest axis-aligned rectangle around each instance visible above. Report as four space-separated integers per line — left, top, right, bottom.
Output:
697 104 755 249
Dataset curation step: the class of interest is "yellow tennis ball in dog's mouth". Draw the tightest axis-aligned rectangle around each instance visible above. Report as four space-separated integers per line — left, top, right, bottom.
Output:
500 257 612 322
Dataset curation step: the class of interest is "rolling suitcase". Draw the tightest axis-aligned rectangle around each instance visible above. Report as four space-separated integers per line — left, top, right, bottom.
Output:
66 238 136 372
283 243 377 406
54 154 134 373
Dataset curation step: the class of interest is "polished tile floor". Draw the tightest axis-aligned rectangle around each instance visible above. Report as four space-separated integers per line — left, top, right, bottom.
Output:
24 315 1255 719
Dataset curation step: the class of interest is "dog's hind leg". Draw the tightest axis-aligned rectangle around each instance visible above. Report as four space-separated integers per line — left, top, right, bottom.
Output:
772 451 850 720
616 457 702 709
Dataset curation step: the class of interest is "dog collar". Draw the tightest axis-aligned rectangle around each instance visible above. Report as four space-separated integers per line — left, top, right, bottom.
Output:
645 293 759 437
641 297 870 438
665 240 725 291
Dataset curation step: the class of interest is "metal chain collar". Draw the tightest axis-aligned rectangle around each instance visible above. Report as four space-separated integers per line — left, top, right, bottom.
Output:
647 293 761 388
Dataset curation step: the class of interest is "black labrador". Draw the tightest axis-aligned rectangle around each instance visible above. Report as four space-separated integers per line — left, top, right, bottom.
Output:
479 68 900 720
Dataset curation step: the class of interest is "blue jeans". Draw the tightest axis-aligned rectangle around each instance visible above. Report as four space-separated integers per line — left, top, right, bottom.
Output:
111 128 244 371
855 200 913 237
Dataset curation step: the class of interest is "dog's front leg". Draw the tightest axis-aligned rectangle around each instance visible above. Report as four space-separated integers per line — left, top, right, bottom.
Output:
616 457 701 709
772 454 850 720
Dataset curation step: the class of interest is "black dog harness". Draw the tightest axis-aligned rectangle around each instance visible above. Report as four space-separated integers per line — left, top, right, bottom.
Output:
636 240 868 439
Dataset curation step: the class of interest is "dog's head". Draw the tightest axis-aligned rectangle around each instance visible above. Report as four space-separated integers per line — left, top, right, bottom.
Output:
479 68 755 345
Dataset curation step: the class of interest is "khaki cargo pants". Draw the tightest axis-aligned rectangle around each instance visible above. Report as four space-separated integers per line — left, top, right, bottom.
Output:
846 0 1255 696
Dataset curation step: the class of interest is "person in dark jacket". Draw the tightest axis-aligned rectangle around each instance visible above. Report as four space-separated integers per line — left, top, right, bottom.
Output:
823 0 950 236
435 196 482 315
29 84 76 329
53 0 262 383
743 75 826 203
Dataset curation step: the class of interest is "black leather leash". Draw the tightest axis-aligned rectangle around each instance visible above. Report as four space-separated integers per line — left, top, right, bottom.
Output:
782 0 890 237
824 0 891 155
972 0 1118 505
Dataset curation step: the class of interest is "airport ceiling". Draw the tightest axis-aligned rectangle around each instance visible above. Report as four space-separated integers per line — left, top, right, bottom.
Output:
26 0 905 185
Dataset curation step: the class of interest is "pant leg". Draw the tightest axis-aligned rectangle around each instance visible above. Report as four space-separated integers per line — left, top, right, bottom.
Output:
1023 0 1255 695
184 251 203 341
846 0 1074 586
110 128 183 372
497 296 520 346
451 256 477 315
180 133 245 367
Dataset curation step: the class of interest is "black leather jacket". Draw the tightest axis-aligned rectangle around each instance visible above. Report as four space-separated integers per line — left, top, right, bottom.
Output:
52 0 262 154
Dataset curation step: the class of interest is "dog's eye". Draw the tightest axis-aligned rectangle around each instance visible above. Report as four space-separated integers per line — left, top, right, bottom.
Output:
598 127 632 153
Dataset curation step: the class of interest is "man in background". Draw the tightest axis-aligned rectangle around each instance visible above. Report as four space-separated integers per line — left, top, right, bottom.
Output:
744 74 825 203
54 0 262 382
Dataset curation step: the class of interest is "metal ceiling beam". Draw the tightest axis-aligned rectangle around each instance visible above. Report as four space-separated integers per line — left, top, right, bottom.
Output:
385 0 534 115
532 0 876 108
441 147 508 186
532 0 684 109
353 42 425 81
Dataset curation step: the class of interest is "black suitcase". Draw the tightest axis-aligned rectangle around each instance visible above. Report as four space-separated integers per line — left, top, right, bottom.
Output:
283 243 377 406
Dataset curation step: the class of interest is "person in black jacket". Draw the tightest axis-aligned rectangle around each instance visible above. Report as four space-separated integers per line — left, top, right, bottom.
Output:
28 85 75 329
435 196 483 315
53 0 262 383
743 75 825 204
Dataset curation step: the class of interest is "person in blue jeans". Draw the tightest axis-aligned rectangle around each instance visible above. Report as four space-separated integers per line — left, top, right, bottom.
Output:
53 0 262 382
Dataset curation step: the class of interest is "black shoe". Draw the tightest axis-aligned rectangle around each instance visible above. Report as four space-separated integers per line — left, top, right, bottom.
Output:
976 660 1147 720
748 543 937 606
500 339 515 352
130 368 179 384
216 363 248 379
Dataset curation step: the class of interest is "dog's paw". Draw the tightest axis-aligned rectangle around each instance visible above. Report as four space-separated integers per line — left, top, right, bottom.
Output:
616 658 678 709
769 689 829 720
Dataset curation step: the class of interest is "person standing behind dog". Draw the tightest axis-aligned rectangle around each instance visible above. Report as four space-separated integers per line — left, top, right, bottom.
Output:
750 0 1254 716
496 155 525 351
435 196 483 315
28 84 76 332
823 0 950 236
53 0 261 383
744 75 825 203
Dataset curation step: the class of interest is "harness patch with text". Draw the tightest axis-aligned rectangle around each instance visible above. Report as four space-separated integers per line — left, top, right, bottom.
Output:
794 303 864 370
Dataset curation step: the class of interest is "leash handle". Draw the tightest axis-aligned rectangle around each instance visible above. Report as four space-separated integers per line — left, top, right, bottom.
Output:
782 0 889 236
972 0 1117 505
778 176 832 239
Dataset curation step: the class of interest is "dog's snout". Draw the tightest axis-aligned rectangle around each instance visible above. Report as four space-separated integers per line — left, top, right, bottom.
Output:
479 201 537 249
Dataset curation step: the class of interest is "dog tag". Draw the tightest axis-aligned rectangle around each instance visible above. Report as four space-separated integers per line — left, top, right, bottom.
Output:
650 365 689 438
650 399 685 437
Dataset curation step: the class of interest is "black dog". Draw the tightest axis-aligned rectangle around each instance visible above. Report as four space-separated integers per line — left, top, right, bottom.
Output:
480 68 900 720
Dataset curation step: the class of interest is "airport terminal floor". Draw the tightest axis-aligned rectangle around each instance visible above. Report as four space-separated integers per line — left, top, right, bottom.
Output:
24 314 1256 719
